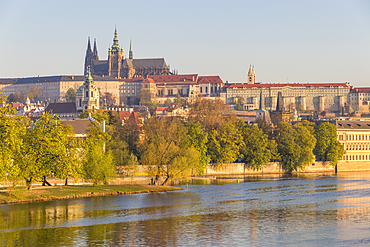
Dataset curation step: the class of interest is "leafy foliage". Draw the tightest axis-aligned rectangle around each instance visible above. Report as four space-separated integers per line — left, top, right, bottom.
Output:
208 121 242 167
314 122 344 166
65 88 76 102
141 118 200 185
275 122 316 171
239 122 272 170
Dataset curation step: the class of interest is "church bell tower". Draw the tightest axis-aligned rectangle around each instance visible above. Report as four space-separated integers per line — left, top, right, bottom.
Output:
108 26 124 78
247 65 256 84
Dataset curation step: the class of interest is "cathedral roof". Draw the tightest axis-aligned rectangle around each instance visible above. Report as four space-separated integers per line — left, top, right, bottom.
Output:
132 58 168 69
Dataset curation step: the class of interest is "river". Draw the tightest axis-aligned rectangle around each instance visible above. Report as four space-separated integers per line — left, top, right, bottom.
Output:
1 172 370 246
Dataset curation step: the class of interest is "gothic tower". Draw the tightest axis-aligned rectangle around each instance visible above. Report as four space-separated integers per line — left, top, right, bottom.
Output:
247 65 256 84
93 38 99 61
129 39 133 60
84 37 93 75
108 26 124 78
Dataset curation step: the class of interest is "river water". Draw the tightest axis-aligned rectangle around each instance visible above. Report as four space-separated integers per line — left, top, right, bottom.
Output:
1 173 370 246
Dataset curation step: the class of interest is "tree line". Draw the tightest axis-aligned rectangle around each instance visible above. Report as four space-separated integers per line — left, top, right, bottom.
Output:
0 96 344 188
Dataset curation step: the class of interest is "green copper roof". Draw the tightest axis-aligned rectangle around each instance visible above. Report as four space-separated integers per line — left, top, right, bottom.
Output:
111 25 121 52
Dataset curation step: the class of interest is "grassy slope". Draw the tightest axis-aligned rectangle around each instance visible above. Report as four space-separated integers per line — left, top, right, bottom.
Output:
0 185 181 204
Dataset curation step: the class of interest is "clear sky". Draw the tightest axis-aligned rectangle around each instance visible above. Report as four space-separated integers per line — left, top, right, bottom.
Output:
1 0 369 86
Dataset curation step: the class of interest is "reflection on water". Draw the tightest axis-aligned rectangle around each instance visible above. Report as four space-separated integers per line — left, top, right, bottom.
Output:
1 173 370 246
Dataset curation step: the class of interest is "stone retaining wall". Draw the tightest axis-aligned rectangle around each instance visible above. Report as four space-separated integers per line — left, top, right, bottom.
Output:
205 161 335 176
337 161 370 172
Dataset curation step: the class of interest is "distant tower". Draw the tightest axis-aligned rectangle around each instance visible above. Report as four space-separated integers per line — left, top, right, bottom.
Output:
84 37 93 75
93 38 99 61
247 65 256 84
76 66 100 111
108 25 124 78
129 39 133 60
276 92 284 112
256 89 271 123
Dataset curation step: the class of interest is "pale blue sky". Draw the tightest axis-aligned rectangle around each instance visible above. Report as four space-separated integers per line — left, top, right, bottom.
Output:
1 0 369 86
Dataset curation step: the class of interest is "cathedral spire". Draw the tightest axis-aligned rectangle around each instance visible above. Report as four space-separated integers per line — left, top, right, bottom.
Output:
111 25 120 51
84 37 93 75
87 37 92 52
129 39 133 59
93 38 99 60
259 89 264 110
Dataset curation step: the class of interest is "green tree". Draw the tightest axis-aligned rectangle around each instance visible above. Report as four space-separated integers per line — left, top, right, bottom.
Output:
83 122 115 185
19 113 76 189
141 117 200 185
234 96 244 111
174 93 184 107
0 94 24 185
208 121 242 167
137 88 154 105
186 121 210 175
190 98 231 133
314 122 344 166
52 124 84 185
239 123 272 170
25 86 42 102
164 98 173 108
83 142 115 185
80 108 109 123
65 88 76 102
275 122 316 171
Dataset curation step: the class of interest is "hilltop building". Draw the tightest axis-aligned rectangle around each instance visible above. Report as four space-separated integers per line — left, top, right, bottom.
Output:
221 81 351 113
119 74 224 105
349 87 370 112
84 26 172 79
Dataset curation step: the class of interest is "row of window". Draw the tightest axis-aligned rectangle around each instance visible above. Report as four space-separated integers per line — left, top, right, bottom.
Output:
345 144 370 150
340 134 370 141
345 155 370 161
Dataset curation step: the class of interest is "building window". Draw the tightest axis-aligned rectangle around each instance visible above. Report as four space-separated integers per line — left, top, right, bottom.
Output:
200 87 202 93
91 91 93 97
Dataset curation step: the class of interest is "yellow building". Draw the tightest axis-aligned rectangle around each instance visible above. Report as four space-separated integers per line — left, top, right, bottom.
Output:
336 120 370 171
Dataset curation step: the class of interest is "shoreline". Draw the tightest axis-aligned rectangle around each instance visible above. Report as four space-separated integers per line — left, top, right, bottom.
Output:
0 184 182 205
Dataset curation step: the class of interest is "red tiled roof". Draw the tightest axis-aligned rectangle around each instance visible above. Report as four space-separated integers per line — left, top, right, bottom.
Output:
118 76 144 82
198 76 224 84
111 110 131 120
156 107 168 112
142 78 156 84
352 87 370 93
129 112 143 122
148 74 198 83
12 102 24 108
228 83 350 89
155 82 199 86
197 77 211 84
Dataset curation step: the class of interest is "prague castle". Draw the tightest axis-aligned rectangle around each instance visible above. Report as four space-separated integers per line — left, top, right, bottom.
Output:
84 26 171 79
